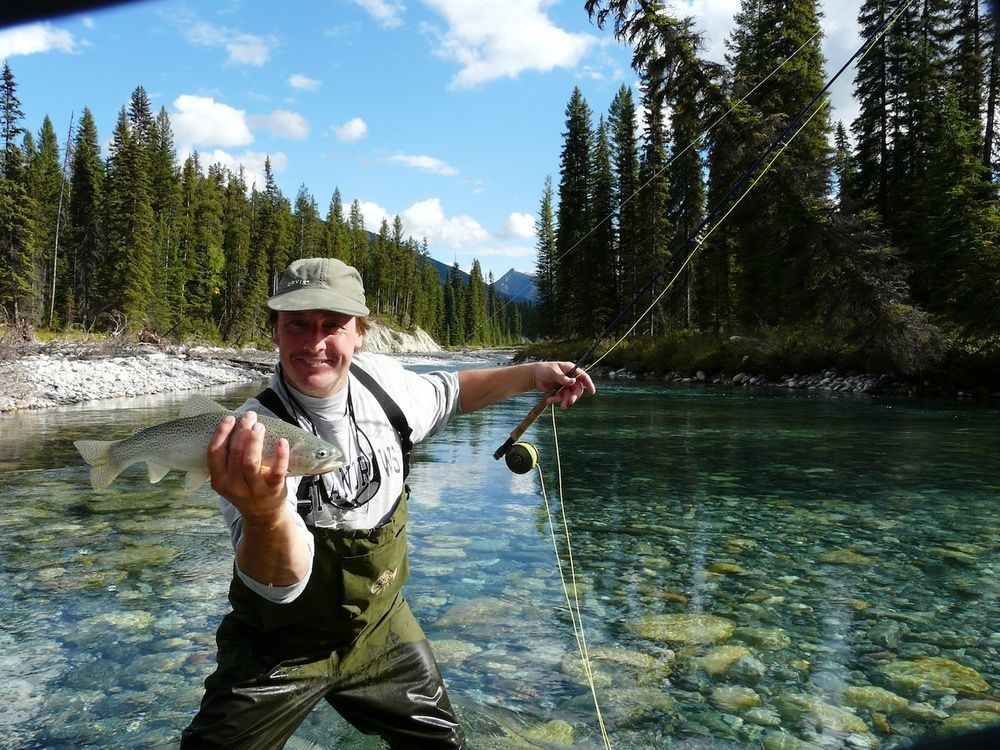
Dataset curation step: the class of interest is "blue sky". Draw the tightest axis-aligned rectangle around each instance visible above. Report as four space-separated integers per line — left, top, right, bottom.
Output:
1 0 862 281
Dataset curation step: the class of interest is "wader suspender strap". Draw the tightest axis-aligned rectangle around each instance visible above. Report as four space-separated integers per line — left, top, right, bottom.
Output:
254 364 413 514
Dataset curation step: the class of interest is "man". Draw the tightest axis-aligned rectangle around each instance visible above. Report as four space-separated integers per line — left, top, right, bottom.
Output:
182 257 595 749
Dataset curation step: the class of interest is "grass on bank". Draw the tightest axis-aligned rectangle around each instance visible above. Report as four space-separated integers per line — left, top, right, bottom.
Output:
515 327 1000 393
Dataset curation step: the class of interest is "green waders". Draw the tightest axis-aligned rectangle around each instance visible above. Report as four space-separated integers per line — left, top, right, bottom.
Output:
181 494 465 749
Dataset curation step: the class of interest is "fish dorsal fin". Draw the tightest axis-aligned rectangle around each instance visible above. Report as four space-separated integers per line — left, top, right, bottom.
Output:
179 395 229 418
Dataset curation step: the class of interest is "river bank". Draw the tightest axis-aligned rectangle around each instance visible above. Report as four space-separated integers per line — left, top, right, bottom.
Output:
0 322 444 414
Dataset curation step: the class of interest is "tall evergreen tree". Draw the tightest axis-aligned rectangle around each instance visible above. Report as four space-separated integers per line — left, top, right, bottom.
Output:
586 116 617 335
27 116 65 327
726 0 833 325
293 184 323 260
67 108 103 329
534 175 557 330
103 106 154 328
665 22 708 329
608 84 642 313
555 87 593 337
0 62 36 323
148 107 183 333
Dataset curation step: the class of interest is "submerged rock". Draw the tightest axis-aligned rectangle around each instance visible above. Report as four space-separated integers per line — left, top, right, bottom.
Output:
711 685 762 712
693 645 752 676
939 711 1000 735
733 626 792 651
775 692 871 734
843 685 909 714
881 657 990 696
632 614 737 645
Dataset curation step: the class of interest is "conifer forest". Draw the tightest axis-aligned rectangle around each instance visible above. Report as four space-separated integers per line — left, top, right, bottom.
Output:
1 0 999 384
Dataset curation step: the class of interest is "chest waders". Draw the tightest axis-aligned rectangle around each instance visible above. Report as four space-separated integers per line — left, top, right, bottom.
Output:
181 364 466 750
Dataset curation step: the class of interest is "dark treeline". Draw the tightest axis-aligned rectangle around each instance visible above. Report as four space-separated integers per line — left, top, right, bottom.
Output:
535 0 999 380
0 65 528 347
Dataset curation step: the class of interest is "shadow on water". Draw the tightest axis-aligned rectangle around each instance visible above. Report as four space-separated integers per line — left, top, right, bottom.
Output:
1 378 997 748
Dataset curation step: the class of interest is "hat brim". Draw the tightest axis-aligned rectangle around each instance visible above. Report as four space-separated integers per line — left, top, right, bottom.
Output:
267 288 370 316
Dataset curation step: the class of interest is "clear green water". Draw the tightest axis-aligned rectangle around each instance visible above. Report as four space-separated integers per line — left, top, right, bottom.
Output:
1 376 997 749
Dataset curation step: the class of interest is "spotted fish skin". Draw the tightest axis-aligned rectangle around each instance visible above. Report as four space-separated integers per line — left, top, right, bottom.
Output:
73 395 342 491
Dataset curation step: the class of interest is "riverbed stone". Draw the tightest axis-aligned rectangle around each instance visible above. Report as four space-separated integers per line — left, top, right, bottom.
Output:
843 685 909 714
431 639 482 667
734 626 792 651
881 657 990 696
632 614 736 644
817 549 874 566
775 692 871 734
762 730 824 750
693 645 752 676
939 711 1000 734
711 685 762 712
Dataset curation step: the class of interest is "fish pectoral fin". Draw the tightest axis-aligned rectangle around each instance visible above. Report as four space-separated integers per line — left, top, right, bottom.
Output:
184 469 211 490
179 395 230 418
147 461 171 484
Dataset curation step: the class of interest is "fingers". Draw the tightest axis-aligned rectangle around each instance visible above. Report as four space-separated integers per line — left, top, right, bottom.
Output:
209 411 286 504
540 362 596 410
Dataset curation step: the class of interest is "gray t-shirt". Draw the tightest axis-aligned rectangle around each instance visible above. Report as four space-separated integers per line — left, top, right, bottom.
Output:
220 352 461 603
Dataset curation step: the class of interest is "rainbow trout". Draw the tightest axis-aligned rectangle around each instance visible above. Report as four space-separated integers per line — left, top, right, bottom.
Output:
74 395 342 491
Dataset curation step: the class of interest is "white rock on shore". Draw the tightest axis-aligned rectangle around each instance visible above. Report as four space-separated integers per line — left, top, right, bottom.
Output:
0 322 443 414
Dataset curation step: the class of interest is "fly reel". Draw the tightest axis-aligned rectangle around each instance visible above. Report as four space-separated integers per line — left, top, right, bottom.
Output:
503 442 538 474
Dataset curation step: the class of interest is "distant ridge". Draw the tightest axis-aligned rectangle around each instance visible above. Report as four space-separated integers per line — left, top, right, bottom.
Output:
425 257 537 306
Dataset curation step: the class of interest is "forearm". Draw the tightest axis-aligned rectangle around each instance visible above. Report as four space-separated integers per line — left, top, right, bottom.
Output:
458 363 538 413
235 501 312 587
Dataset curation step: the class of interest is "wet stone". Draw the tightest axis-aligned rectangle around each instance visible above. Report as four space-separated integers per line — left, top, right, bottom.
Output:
632 614 737 645
939 711 1000 735
693 645 752 676
881 657 990 696
711 685 762 712
843 685 909 714
734 626 792 651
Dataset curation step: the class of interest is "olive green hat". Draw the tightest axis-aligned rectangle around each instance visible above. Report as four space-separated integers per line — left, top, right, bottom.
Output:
267 257 370 316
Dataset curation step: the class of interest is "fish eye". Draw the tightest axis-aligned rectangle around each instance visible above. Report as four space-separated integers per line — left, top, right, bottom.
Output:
316 449 330 459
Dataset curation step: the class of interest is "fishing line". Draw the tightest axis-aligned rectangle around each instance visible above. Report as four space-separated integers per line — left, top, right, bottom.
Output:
463 26 823 344
494 0 916 461
535 406 612 749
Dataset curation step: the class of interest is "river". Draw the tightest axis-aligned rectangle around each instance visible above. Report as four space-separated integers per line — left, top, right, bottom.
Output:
1 365 997 749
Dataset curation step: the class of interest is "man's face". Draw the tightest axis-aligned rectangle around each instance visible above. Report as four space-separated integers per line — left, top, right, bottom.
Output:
274 310 363 398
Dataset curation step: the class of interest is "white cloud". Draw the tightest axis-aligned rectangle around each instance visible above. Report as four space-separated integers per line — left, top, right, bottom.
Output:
250 109 310 139
390 153 458 176
183 19 276 66
289 73 322 91
401 198 488 247
193 149 287 193
349 0 406 28
356 200 391 231
502 212 535 239
423 0 596 88
82 17 96 30
334 117 368 142
171 95 254 148
0 22 77 58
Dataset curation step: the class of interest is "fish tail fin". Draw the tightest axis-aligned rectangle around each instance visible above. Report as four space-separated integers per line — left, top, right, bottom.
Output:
73 440 123 491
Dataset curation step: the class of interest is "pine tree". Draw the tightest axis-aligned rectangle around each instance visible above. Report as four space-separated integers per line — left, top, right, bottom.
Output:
465 259 487 343
534 175 557 331
148 107 182 333
293 184 323 260
555 87 593 337
444 263 467 346
67 108 103 329
833 121 857 212
0 62 37 324
637 63 672 334
27 116 66 327
665 22 708 329
221 168 255 341
725 0 833 325
104 106 154 329
608 84 642 315
324 187 350 263
587 116 617 335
